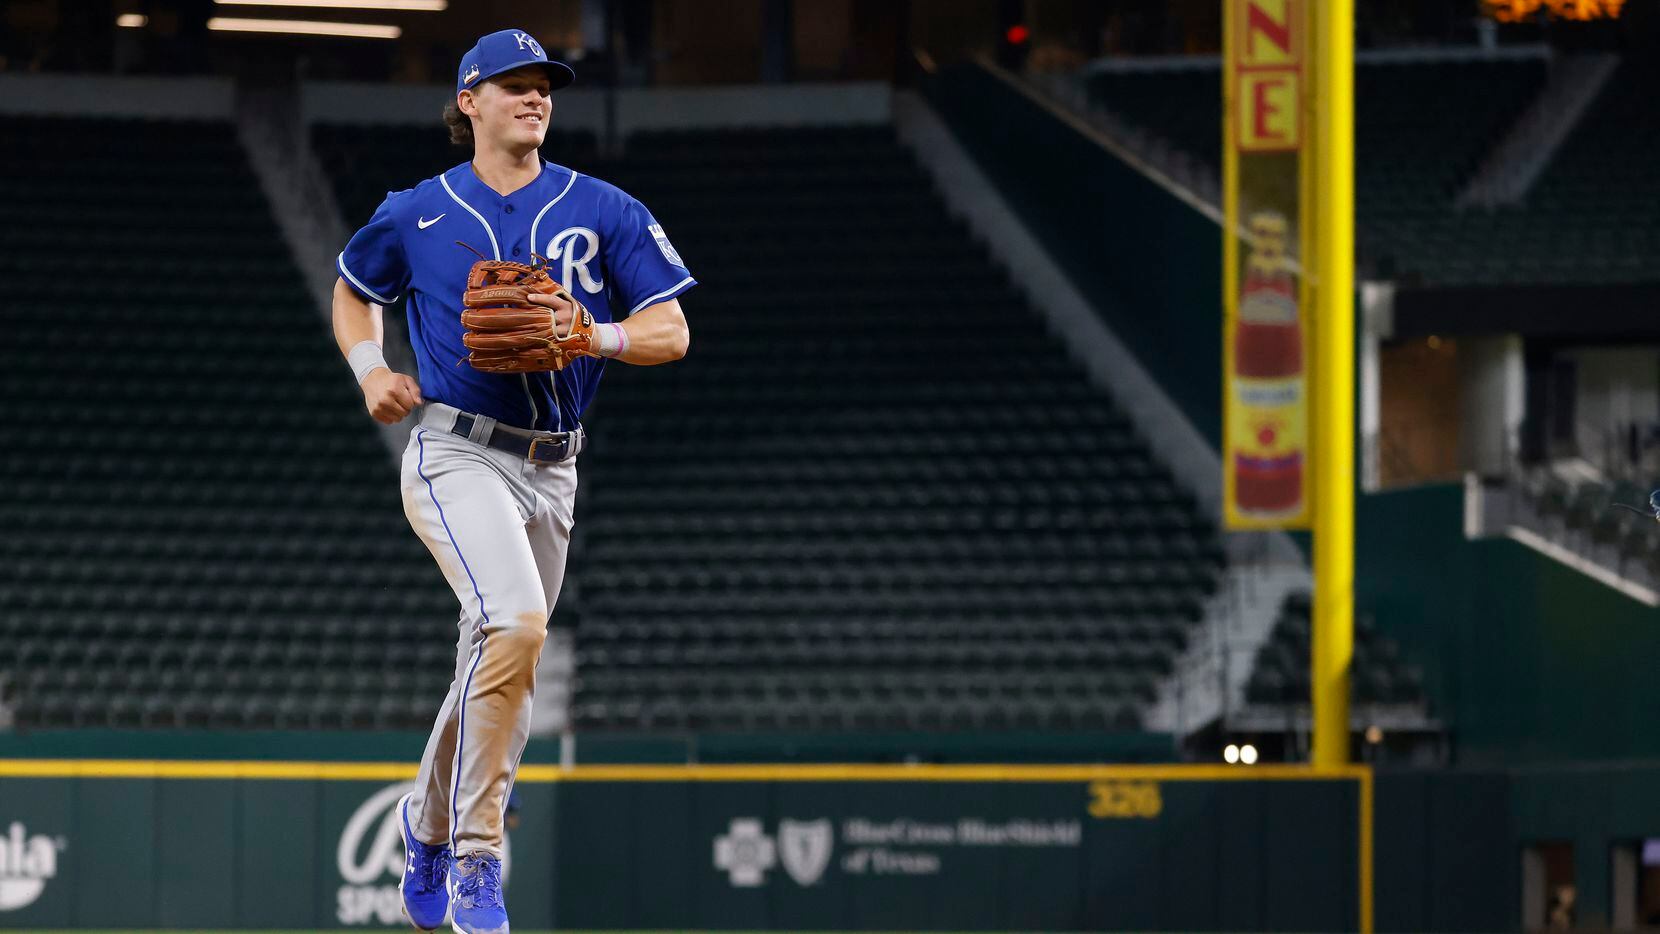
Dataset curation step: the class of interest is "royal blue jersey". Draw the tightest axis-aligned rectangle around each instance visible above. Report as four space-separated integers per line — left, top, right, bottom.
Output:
337 159 697 432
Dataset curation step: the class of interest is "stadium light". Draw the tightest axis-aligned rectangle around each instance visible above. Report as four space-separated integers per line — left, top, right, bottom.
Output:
1241 744 1259 765
214 0 447 10
1223 744 1240 764
116 13 148 27
206 17 401 38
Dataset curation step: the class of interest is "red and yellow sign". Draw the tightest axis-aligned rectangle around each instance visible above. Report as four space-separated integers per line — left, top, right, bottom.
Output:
1238 72 1299 150
1233 0 1301 152
1224 0 1311 529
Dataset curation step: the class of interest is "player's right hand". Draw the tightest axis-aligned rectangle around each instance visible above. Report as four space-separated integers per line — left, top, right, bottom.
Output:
361 369 424 424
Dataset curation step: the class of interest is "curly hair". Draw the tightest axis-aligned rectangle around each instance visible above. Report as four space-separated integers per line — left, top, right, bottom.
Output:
442 99 473 148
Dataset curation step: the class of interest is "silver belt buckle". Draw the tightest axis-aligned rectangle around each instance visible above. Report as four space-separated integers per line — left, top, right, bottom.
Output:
527 435 568 464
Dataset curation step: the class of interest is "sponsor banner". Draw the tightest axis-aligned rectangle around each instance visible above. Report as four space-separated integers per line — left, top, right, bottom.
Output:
552 778 1361 931
0 821 65 913
0 776 554 931
332 781 420 927
1224 0 1312 529
714 815 1083 887
0 779 72 929
0 770 1362 931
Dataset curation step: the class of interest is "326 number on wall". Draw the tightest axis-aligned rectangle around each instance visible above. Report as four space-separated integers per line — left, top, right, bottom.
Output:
1086 781 1163 819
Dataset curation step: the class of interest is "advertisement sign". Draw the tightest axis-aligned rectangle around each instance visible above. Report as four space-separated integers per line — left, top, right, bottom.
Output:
0 768 1364 931
553 775 1362 931
1225 0 1312 528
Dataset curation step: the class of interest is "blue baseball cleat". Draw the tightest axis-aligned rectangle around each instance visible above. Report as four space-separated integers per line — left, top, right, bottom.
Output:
448 853 509 934
398 792 453 932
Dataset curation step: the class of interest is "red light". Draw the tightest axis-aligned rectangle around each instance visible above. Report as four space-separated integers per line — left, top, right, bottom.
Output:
1005 24 1029 45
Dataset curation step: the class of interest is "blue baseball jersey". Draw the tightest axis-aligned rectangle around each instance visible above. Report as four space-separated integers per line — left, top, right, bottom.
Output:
337 159 696 432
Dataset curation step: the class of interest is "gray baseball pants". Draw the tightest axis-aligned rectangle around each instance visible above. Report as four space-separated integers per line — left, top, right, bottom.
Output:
398 402 579 859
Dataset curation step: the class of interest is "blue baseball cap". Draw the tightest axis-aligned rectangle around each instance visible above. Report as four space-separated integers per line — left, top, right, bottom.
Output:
457 28 575 94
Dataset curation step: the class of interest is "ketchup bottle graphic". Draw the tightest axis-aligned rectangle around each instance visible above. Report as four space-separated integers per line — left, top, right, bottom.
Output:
1232 211 1304 517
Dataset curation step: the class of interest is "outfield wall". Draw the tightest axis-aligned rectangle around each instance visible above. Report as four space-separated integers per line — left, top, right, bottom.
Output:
31 758 1653 931
0 762 1370 932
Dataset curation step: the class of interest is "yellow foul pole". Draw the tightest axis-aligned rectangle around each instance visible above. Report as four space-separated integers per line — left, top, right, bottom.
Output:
1310 0 1356 770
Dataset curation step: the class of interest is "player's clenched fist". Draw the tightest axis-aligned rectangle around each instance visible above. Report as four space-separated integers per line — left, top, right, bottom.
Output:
361 369 424 424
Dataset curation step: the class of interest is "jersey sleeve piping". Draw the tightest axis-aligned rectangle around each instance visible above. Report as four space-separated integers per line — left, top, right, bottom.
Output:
629 275 698 315
337 251 399 305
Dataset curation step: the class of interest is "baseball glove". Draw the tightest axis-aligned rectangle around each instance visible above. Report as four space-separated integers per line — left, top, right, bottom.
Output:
459 256 596 373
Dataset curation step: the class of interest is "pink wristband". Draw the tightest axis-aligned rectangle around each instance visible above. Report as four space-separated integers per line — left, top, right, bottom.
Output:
595 322 629 358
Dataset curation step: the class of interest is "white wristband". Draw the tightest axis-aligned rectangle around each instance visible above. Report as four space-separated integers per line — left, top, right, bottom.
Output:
347 340 389 384
593 322 629 358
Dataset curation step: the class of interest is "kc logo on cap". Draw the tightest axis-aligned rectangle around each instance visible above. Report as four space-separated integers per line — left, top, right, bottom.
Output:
456 28 575 94
512 32 544 57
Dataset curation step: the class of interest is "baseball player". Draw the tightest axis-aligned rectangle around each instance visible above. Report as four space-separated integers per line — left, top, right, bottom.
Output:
331 27 694 934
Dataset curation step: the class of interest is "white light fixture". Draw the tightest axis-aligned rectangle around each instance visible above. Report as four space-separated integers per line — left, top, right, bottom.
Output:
214 0 445 10
1240 744 1259 765
206 17 401 38
1223 744 1240 764
116 13 148 27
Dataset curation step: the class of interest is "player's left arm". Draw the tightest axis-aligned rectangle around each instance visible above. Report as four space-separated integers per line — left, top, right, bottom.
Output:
528 292 689 365
611 297 689 365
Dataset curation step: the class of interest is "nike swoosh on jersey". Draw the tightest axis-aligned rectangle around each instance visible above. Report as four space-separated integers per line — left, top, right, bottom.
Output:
417 214 446 229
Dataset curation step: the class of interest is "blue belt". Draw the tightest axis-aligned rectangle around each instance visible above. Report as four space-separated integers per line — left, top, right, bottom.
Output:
451 412 584 464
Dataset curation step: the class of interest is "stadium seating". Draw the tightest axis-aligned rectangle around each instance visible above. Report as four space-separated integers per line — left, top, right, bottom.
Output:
0 116 1227 734
1243 591 1428 707
1084 66 1221 172
0 116 460 730
1515 468 1660 581
1414 58 1660 286
1083 58 1550 285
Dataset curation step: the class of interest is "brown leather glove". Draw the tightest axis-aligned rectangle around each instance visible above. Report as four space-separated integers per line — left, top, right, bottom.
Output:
459 259 596 373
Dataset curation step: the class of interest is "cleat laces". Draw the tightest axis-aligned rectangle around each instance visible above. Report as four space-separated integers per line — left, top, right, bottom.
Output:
456 856 503 910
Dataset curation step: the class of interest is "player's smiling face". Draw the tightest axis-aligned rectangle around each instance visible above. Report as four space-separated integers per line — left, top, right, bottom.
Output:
462 66 552 150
